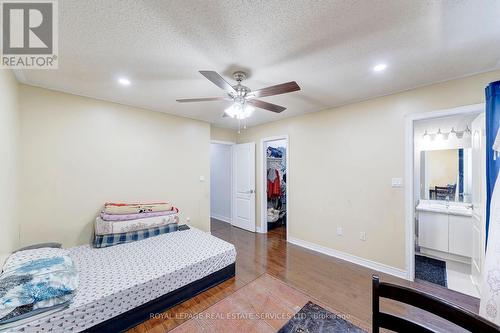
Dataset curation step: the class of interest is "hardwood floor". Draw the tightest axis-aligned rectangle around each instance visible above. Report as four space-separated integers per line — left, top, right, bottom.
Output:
130 219 480 332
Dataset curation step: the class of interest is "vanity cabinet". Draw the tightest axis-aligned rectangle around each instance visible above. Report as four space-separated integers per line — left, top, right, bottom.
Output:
418 210 472 258
449 215 473 258
419 211 449 253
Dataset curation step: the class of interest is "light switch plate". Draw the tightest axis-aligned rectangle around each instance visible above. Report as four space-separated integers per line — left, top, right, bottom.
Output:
336 227 343 236
199 176 205 182
391 178 403 187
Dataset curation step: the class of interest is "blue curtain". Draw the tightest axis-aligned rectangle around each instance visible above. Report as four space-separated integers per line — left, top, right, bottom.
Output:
486 80 500 245
458 149 464 201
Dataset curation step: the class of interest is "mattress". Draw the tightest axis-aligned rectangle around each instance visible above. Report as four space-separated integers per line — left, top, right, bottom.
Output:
3 227 236 333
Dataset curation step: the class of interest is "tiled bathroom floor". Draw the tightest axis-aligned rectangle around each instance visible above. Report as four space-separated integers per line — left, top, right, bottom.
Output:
446 260 480 298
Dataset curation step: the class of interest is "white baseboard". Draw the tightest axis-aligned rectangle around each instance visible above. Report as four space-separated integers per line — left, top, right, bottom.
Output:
256 226 266 233
287 237 408 280
210 214 231 223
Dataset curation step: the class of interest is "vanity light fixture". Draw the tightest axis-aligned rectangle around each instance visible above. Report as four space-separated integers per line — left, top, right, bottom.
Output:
421 126 471 141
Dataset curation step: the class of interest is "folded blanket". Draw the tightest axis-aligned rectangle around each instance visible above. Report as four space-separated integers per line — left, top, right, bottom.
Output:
103 202 173 215
100 207 179 221
0 249 78 322
95 213 179 235
93 223 181 248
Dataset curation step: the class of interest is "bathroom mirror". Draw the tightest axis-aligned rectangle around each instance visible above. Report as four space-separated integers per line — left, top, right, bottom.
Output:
420 148 471 203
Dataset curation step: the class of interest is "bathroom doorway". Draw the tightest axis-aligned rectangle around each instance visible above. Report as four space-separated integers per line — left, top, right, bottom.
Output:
406 104 485 297
261 136 289 239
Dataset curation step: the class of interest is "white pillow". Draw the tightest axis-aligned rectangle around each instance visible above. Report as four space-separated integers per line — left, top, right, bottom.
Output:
2 248 69 274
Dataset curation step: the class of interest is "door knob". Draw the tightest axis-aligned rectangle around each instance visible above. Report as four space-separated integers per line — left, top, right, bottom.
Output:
249 189 255 194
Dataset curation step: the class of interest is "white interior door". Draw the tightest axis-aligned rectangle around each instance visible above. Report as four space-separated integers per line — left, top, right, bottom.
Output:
471 113 486 293
232 143 256 232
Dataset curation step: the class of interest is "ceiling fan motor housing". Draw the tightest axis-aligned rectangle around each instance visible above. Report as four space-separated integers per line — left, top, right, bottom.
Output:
231 71 251 97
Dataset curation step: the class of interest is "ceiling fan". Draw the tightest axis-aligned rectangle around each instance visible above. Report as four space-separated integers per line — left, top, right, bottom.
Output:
176 71 300 120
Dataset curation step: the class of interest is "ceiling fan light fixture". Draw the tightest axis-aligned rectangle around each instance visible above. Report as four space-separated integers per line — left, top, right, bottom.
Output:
225 102 254 120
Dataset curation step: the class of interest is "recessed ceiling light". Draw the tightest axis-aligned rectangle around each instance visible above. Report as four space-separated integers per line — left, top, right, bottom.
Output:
373 64 387 72
118 77 131 86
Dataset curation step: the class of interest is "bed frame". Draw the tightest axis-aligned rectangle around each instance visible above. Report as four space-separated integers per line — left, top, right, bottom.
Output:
84 263 235 332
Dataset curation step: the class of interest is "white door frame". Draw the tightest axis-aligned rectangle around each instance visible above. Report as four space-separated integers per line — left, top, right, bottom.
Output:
260 135 289 240
404 103 485 281
210 140 235 225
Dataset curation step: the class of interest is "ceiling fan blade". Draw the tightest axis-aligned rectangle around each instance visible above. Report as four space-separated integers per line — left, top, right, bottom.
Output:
199 71 236 94
247 99 286 113
247 81 300 98
176 97 230 103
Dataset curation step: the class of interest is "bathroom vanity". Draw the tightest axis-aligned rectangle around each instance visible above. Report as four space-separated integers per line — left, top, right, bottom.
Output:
417 200 472 261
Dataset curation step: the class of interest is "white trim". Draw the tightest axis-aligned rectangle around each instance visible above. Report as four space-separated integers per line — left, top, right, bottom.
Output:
260 135 289 240
210 139 235 145
210 141 236 230
404 103 485 281
288 237 407 279
210 214 231 224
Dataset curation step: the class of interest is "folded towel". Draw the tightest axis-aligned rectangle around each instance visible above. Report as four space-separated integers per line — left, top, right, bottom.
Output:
95 213 179 235
100 207 178 221
103 202 173 215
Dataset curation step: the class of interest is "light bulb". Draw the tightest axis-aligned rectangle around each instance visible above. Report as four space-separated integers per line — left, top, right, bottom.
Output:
436 128 443 140
449 127 457 138
464 125 471 137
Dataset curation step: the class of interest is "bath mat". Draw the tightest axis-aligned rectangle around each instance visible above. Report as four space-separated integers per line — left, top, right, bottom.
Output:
278 301 366 333
415 255 447 287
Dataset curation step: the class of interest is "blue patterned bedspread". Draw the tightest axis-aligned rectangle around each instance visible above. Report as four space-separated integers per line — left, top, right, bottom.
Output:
0 252 78 323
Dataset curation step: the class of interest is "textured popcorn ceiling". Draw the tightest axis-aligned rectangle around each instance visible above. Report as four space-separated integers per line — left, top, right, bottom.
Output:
15 0 500 129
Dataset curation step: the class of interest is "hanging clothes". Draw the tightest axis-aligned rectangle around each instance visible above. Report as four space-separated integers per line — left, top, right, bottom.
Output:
267 147 283 158
267 168 281 199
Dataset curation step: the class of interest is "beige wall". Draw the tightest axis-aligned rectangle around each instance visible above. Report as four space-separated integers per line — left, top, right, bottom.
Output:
19 85 210 248
0 70 20 264
237 70 500 270
426 149 458 188
210 126 237 142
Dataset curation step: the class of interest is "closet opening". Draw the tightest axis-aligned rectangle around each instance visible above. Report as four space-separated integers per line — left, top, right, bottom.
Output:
261 136 288 239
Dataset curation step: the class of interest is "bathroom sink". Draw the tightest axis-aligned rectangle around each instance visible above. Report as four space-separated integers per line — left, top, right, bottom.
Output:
416 201 472 216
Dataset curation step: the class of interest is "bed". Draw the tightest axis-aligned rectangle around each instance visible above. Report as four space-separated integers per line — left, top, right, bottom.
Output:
3 227 236 333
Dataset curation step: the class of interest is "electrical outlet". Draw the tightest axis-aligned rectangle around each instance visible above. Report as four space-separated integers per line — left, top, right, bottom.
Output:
336 227 343 236
186 217 191 223
360 232 367 241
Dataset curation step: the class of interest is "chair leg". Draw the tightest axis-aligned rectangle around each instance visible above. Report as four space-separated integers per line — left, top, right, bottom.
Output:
372 275 380 333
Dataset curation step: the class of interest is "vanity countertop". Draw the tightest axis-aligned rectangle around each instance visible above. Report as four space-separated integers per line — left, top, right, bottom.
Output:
416 201 472 217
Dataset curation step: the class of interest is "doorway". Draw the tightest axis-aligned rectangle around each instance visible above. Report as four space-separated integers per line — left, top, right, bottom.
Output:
210 141 234 225
261 136 289 239
405 104 485 297
210 140 257 233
